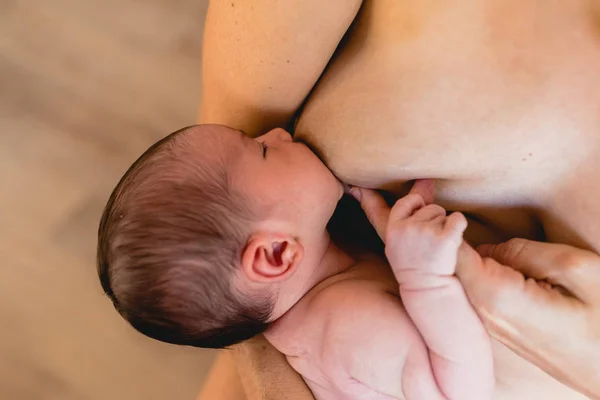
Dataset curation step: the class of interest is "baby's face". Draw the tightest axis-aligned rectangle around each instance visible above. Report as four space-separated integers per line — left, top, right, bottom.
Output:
201 125 343 230
243 127 343 227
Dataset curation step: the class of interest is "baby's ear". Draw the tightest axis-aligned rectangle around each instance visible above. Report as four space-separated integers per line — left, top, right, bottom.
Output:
241 233 304 283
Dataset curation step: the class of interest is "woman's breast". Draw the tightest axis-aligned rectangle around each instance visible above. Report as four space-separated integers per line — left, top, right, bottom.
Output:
295 0 600 242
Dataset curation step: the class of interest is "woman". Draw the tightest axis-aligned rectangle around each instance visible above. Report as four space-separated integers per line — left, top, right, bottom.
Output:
198 0 600 398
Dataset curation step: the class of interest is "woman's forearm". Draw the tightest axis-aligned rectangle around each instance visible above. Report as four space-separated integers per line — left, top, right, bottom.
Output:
233 335 314 400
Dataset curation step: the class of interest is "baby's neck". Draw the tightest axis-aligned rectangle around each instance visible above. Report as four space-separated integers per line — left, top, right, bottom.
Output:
309 237 356 287
270 233 356 320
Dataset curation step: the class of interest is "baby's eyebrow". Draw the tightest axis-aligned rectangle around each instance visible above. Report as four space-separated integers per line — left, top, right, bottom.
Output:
236 130 251 143
237 130 253 145
235 130 262 154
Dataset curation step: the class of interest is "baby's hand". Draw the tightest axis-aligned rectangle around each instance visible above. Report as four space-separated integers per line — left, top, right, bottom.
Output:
385 197 467 281
350 180 467 278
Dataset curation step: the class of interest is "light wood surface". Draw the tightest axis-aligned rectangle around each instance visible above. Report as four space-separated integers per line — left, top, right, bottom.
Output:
0 1 216 399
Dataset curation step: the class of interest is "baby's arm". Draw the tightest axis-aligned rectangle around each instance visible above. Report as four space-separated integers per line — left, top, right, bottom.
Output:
384 198 494 400
351 181 494 400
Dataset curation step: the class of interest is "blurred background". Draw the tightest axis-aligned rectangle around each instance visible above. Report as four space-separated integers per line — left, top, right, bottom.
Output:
0 1 216 399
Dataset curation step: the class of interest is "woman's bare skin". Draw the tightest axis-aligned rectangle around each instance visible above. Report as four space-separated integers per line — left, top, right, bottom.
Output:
199 0 600 398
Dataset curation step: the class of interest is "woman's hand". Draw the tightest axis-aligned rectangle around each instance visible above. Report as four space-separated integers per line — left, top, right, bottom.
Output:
456 239 600 399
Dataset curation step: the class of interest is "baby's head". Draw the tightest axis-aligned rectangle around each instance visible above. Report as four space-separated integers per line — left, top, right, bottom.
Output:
97 125 342 348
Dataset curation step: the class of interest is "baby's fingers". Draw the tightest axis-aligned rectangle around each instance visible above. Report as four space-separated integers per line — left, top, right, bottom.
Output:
411 204 447 222
350 187 390 241
389 194 427 224
390 179 436 223
444 212 468 241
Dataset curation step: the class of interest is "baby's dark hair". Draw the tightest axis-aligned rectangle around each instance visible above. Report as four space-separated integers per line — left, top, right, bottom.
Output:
97 125 274 349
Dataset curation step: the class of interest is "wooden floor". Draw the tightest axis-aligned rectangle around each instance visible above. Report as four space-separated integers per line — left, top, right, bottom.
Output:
0 1 217 399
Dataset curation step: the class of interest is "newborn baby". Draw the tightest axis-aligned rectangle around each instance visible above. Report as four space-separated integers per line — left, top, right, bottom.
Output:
97 124 493 400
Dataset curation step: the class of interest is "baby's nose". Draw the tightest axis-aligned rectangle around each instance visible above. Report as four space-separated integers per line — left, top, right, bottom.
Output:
273 128 292 142
260 128 293 144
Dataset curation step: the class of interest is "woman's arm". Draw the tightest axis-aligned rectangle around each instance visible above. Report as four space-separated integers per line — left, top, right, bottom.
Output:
233 335 314 400
199 336 313 400
197 351 246 400
198 0 362 136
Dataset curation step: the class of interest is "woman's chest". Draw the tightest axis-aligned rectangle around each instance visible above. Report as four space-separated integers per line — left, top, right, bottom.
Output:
296 0 600 244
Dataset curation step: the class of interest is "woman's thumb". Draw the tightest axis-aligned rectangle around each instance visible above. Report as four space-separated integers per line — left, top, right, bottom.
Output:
456 242 577 340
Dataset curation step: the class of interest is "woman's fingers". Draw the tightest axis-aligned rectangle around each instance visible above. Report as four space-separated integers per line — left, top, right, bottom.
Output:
456 242 594 396
477 239 600 304
456 243 581 350
457 242 583 323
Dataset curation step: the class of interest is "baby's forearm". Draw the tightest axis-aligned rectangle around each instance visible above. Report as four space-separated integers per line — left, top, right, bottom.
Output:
399 275 488 359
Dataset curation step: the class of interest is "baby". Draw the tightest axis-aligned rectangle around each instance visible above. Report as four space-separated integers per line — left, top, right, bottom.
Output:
97 124 493 400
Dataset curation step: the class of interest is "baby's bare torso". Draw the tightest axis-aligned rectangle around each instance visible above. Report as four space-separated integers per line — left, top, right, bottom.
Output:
267 259 420 400
295 0 600 398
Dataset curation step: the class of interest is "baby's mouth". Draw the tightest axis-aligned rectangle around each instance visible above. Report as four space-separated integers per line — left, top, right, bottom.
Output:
342 183 353 195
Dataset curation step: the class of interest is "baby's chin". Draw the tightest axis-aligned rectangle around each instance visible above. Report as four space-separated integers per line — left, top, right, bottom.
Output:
321 168 345 201
324 179 346 213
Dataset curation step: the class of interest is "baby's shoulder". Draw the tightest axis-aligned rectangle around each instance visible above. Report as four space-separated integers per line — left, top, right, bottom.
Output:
267 259 398 355
307 260 398 322
301 263 419 371
322 257 396 294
